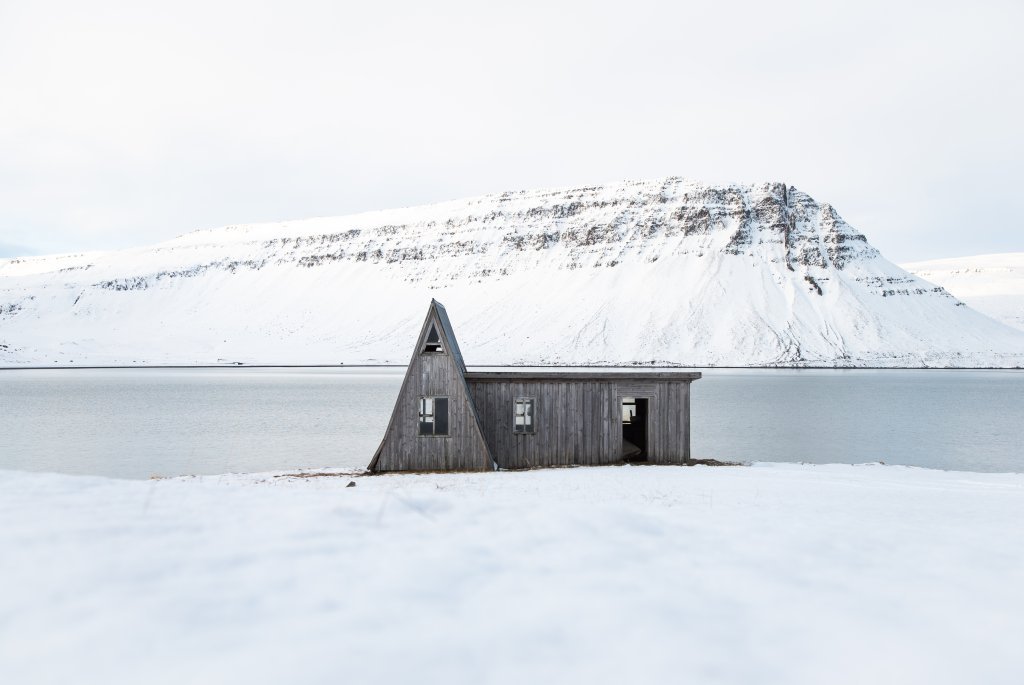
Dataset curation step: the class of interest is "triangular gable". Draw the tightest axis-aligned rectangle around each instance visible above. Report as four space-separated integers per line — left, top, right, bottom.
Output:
368 300 493 472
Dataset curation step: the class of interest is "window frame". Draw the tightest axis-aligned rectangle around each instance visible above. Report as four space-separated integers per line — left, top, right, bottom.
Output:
622 397 638 425
418 395 450 437
513 396 536 435
422 322 445 354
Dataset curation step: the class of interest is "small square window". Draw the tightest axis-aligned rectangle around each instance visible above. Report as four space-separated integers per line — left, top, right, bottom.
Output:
622 397 637 424
419 396 449 436
514 397 535 434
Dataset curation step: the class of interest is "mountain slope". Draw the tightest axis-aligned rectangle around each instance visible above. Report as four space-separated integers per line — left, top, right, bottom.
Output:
902 253 1024 333
2 178 1023 367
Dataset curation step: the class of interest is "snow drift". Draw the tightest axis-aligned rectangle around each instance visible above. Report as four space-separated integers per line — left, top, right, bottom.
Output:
2 463 1023 685
2 177 1023 366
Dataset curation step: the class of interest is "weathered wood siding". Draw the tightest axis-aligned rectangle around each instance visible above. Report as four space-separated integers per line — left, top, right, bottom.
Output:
369 309 493 472
467 378 693 469
368 300 699 472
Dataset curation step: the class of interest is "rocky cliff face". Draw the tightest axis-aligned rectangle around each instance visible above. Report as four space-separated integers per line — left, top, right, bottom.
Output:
2 177 1023 367
102 179 882 278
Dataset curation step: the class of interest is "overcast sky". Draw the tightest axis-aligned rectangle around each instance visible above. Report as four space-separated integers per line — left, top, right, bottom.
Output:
1 0 1021 262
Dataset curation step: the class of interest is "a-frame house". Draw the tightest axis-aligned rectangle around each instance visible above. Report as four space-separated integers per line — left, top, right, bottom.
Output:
368 300 495 472
369 300 701 472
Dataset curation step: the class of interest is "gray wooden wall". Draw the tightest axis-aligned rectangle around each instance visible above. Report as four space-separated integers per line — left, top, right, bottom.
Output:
369 326 493 472
466 378 692 469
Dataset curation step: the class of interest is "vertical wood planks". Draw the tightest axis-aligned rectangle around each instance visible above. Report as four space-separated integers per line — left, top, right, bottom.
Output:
369 306 493 472
369 301 699 472
463 377 695 469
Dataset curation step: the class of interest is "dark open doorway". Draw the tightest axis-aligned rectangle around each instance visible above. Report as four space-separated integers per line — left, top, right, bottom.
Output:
621 397 648 462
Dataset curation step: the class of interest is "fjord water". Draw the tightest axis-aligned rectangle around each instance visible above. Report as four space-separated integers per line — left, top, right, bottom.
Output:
1 368 1021 478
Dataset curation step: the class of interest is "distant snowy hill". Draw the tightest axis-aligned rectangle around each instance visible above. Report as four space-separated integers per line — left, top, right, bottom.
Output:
903 253 1024 333
2 177 1024 367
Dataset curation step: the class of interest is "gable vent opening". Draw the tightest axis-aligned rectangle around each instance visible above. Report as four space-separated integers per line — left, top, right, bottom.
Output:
423 322 444 353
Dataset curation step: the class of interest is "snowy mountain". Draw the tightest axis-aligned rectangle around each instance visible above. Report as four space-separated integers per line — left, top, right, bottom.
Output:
902 253 1024 333
2 177 1024 367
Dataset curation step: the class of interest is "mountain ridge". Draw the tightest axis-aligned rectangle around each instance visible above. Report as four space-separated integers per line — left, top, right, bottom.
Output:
2 177 1023 367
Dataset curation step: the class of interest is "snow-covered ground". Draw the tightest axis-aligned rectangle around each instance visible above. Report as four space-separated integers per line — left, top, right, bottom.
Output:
903 253 1024 332
2 463 1022 684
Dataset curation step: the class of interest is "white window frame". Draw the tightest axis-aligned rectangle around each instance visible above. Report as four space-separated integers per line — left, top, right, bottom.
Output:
513 397 536 435
622 397 638 424
418 396 450 437
422 322 445 354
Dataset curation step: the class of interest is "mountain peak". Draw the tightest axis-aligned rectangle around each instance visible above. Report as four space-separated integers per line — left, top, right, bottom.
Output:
1 177 1022 367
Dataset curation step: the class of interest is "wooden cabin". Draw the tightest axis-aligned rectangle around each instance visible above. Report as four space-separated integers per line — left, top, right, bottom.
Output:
368 300 701 472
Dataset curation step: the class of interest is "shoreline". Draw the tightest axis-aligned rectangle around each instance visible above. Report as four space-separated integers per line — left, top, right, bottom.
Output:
2 364 1023 371
4 459 1023 482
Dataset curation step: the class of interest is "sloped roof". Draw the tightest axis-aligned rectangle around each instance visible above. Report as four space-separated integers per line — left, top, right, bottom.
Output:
464 371 702 382
431 299 467 374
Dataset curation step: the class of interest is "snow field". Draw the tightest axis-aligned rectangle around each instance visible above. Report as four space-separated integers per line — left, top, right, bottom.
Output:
4 178 1024 367
1 463 1023 684
904 253 1024 332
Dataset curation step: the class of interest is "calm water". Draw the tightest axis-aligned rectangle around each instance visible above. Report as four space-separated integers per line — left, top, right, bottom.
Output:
1 367 1022 478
